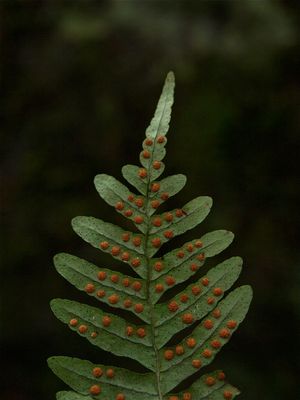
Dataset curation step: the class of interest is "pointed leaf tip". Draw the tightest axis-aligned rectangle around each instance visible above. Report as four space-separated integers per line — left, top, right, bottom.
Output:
166 71 175 81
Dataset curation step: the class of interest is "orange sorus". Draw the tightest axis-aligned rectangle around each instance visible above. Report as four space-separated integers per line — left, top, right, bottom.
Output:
92 367 103 377
164 349 174 360
96 289 105 298
151 199 160 209
99 241 109 250
102 316 111 327
168 301 179 312
115 201 124 210
165 276 175 286
182 313 194 324
89 385 101 395
131 258 141 268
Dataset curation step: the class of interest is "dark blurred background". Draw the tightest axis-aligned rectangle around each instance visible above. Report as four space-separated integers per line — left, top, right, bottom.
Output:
1 1 299 399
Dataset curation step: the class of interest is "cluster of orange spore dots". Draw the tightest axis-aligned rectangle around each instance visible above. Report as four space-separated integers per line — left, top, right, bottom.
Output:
110 274 119 283
144 138 153 146
175 208 184 219
152 217 162 227
212 308 221 318
151 237 161 248
164 212 173 222
92 367 103 377
90 331 98 339
223 391 233 399
202 348 213 358
201 277 209 286
192 359 202 369
227 320 237 329
168 301 179 312
136 327 146 338
138 168 147 179
111 246 121 256
211 339 222 349
115 201 124 211
134 303 144 313
151 182 160 192
121 252 130 261
195 240 203 248
154 261 163 271
203 319 214 329
165 275 176 286
127 194 134 202
131 258 141 268
160 192 169 201
116 394 125 400
180 293 189 303
164 349 174 360
177 250 185 259
102 316 111 327
183 393 192 400
97 289 105 298
157 135 166 144
108 294 119 304
219 328 231 338
100 241 109 250
207 297 215 305
132 281 142 291
97 271 106 281
126 326 134 336
142 149 151 159
168 396 179 400
182 313 194 324
197 253 205 261
69 318 78 327
132 236 142 246
124 209 133 217
213 287 223 296
122 232 130 242
89 384 101 395
153 161 161 170
135 198 144 208
191 285 201 296
205 376 216 386
164 230 174 239
122 277 130 287
186 243 194 252
106 368 115 378
151 199 160 209
78 325 88 334
155 283 164 293
186 337 196 348
85 283 95 293
123 299 132 308
134 215 144 224
218 371 226 380
190 262 198 272
175 345 185 355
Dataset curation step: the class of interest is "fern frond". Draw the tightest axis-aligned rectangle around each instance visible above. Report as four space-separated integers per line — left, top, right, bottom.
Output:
49 71 253 400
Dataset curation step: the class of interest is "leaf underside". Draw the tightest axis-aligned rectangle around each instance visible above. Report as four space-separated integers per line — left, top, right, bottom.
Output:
49 71 253 400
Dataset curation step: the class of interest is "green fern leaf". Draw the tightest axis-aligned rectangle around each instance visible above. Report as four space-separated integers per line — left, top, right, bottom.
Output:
49 72 253 400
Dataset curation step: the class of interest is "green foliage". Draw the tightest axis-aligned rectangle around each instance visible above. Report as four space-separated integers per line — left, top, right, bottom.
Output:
48 72 253 400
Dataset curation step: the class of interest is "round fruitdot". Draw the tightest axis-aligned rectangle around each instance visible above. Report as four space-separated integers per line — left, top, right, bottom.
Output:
142 150 150 158
78 325 88 334
182 313 194 324
183 393 192 400
160 192 169 200
92 367 103 377
227 320 237 329
192 359 201 368
100 241 109 250
134 303 144 313
151 200 160 209
157 135 165 143
145 138 153 146
223 391 233 400
138 168 147 178
102 316 111 327
69 318 78 327
155 283 164 293
137 328 146 338
168 301 179 312
115 201 124 211
202 349 212 358
186 337 196 348
134 216 144 224
106 368 115 378
97 289 105 298
85 283 95 293
97 271 106 280
205 376 216 386
164 212 173 222
175 345 184 355
213 287 223 296
131 258 141 268
116 394 125 400
204 319 214 329
164 350 174 360
153 160 161 169
219 328 231 338
151 182 160 192
89 385 101 395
